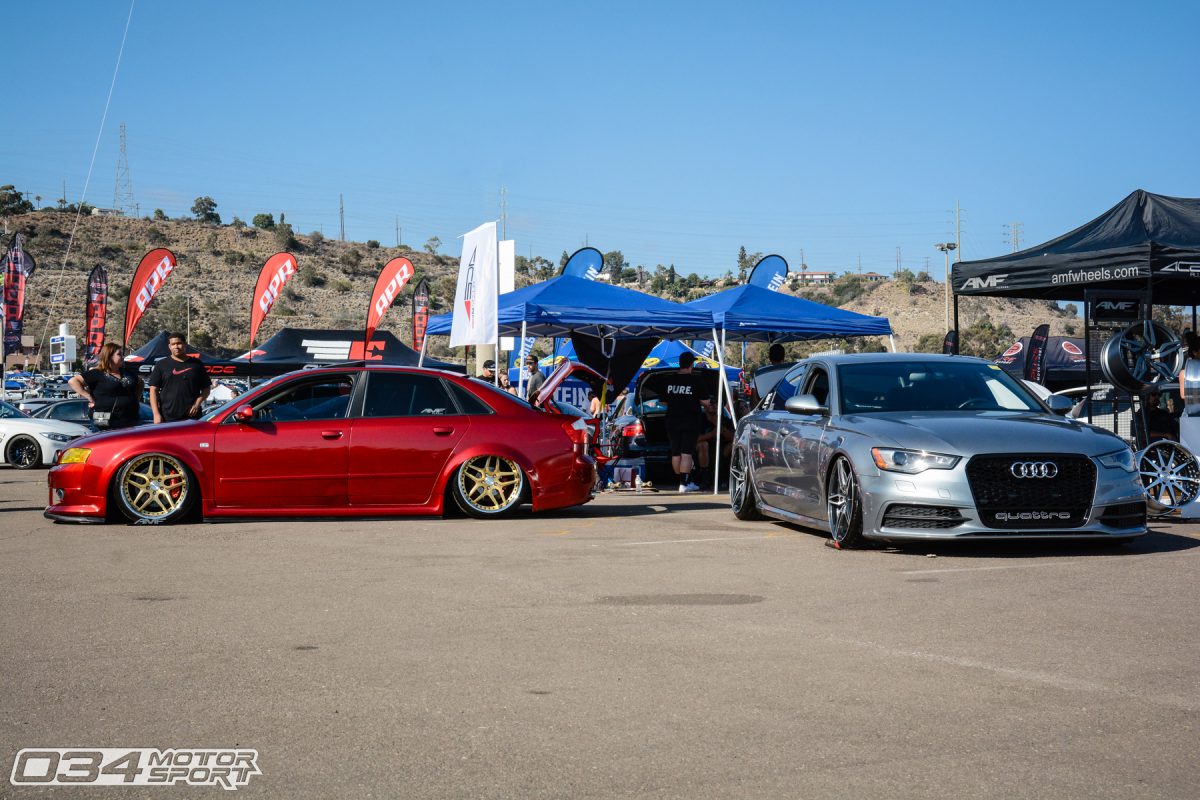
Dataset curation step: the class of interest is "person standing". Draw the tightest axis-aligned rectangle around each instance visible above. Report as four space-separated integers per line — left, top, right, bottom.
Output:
663 352 710 493
68 342 142 429
148 332 211 423
524 355 546 402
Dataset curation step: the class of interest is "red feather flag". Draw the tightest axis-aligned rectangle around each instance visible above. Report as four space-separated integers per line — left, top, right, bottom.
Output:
249 252 299 349
123 248 176 346
365 257 415 345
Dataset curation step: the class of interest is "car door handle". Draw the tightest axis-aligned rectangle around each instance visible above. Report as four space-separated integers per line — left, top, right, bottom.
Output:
321 430 343 440
433 426 455 436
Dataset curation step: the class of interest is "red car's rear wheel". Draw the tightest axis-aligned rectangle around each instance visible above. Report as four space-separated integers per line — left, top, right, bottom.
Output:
453 455 525 518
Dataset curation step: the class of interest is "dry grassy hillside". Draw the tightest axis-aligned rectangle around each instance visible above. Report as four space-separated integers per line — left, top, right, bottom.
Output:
5 211 1079 364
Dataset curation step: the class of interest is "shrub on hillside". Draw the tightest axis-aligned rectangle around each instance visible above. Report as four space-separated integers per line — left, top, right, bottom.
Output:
253 213 275 230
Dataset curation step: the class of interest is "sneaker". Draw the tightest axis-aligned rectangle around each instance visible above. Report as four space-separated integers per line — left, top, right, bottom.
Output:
679 482 701 493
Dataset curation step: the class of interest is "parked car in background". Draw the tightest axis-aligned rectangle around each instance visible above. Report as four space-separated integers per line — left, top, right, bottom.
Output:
729 353 1145 547
30 399 154 432
0 400 90 469
47 365 596 524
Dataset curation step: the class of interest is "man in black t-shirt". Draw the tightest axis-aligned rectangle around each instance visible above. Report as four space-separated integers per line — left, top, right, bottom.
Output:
662 352 710 493
147 333 212 423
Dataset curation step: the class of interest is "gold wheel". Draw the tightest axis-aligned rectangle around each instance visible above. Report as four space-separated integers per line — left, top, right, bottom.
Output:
453 455 524 518
115 453 194 523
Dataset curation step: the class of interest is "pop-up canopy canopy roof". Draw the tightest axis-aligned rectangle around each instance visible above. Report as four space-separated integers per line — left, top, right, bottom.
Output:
953 190 1200 303
684 283 892 341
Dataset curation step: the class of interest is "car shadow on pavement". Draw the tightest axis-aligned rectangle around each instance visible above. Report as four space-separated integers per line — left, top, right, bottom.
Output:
869 527 1200 560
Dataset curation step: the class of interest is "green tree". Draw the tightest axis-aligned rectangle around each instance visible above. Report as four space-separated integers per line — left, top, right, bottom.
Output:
366 239 380 249
0 185 34 215
959 319 1014 358
914 332 945 353
603 250 628 277
737 246 749 283
253 213 275 230
153 208 167 221
424 236 441 255
274 222 297 250
191 196 221 224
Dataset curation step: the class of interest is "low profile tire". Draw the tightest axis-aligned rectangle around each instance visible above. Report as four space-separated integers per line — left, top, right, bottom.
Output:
729 447 763 520
827 456 866 548
452 455 525 519
5 435 41 470
113 453 196 524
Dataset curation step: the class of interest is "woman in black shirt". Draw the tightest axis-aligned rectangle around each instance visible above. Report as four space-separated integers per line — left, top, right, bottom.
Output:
68 342 143 429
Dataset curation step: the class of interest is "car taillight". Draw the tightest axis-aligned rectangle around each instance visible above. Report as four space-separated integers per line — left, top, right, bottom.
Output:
562 419 590 446
621 422 643 438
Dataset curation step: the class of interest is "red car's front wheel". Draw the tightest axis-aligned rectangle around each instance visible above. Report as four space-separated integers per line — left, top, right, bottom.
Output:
113 453 197 524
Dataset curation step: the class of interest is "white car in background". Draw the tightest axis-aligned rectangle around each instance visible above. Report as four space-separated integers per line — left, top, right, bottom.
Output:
0 401 90 469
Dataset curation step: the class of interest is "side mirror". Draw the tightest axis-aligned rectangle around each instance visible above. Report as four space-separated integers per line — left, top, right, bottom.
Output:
1045 394 1073 416
785 394 828 415
233 404 255 423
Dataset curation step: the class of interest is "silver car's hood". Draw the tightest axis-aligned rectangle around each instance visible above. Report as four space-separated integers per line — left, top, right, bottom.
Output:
840 411 1126 456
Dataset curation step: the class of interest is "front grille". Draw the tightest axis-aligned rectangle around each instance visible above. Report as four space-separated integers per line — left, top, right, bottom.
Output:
1097 501 1147 529
966 454 1096 529
882 504 965 529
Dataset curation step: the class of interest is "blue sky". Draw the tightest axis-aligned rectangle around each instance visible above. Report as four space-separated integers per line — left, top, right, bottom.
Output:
8 1 1199 278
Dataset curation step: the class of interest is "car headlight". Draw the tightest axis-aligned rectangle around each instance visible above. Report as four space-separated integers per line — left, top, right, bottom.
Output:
38 432 77 443
1095 448 1136 472
57 447 91 464
871 447 960 474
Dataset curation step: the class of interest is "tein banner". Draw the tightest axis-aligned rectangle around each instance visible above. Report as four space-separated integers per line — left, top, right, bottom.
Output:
365 257 415 345
249 252 298 349
85 265 109 365
124 248 176 346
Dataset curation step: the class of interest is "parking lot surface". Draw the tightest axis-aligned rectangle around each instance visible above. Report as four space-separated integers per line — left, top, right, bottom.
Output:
2 469 1199 799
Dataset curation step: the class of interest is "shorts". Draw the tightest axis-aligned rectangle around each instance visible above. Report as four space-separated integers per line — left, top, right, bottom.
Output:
667 424 700 457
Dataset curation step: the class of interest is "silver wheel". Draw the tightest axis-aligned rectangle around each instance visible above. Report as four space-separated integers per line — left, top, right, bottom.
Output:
1137 440 1200 515
826 456 865 547
729 447 763 520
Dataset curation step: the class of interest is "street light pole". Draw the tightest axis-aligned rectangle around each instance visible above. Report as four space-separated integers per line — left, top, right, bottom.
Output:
935 243 958 332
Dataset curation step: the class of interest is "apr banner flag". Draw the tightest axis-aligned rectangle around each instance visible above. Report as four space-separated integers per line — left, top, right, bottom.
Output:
449 221 498 348
124 248 176 346
3 234 32 358
365 257 414 345
84 266 109 366
412 278 430 352
748 254 788 291
1024 324 1050 384
249 252 298 349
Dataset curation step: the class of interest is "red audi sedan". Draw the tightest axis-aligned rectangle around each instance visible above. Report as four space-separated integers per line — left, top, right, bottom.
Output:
45 365 596 524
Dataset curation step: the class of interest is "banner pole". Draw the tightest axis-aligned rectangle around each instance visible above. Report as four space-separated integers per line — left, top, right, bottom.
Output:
418 333 427 367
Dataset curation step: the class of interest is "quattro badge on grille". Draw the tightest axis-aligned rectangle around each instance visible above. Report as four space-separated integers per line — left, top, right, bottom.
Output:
1010 461 1058 479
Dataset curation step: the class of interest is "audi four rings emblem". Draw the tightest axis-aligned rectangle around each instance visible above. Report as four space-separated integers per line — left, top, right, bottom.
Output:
1011 461 1059 478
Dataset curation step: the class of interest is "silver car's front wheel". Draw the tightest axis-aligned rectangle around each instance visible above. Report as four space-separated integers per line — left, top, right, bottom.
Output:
827 456 865 548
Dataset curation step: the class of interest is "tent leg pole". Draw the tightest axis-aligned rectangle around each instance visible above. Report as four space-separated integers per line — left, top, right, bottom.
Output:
889 334 897 353
518 321 527 397
418 334 428 367
712 327 735 497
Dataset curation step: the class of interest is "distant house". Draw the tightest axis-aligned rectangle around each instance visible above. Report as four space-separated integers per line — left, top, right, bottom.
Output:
796 271 835 285
862 272 887 283
90 207 125 217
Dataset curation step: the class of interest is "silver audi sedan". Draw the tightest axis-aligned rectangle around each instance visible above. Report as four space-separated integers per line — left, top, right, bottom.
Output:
729 353 1146 547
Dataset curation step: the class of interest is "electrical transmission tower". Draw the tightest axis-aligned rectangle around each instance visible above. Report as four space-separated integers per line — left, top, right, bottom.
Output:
113 122 135 214
1003 221 1024 252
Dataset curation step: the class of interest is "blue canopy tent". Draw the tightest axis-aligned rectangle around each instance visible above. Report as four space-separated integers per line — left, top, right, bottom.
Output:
508 338 740 391
684 283 893 343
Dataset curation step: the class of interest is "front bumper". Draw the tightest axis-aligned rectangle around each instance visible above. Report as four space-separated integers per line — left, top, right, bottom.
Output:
857 464 1147 541
44 461 108 523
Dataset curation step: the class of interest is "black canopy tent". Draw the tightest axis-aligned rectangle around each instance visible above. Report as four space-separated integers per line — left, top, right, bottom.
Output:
953 190 1200 444
952 190 1200 306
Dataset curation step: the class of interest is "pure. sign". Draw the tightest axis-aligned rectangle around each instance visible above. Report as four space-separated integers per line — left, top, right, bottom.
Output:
374 262 413 317
135 256 175 311
258 259 296 313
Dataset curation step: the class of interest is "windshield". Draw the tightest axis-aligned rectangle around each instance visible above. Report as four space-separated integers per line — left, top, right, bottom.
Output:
0 401 28 419
837 360 1043 413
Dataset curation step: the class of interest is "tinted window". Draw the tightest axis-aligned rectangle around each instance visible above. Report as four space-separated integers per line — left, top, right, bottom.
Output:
253 376 355 421
363 373 455 417
446 381 494 415
771 365 808 410
804 368 830 407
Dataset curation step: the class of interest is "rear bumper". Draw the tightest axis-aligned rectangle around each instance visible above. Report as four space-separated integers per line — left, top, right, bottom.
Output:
533 453 596 512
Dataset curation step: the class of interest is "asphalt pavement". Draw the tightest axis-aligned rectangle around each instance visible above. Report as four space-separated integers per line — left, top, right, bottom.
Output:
1 469 1198 799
